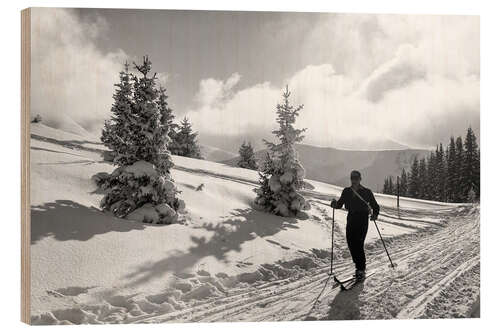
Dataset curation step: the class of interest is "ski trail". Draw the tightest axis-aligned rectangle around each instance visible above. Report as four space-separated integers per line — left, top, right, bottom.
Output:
28 125 479 324
396 256 479 319
137 205 479 322
33 204 478 324
33 201 479 323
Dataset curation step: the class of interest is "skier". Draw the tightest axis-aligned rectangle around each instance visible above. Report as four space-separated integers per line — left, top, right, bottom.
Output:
330 170 380 280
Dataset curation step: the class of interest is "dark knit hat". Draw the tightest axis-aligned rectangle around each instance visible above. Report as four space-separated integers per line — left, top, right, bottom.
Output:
350 170 361 179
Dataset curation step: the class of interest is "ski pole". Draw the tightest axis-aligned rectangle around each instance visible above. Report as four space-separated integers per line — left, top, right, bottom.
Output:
329 208 335 275
372 219 395 269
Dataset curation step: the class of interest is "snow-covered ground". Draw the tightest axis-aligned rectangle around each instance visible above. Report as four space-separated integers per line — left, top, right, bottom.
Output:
29 123 479 324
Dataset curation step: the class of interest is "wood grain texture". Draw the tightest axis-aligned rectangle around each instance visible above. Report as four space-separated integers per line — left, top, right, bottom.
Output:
21 7 31 325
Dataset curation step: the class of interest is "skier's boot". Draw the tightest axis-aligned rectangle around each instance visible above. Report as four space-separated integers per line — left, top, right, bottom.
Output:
355 269 366 281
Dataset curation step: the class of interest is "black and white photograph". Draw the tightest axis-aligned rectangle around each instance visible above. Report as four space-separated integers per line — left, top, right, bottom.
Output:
21 7 480 324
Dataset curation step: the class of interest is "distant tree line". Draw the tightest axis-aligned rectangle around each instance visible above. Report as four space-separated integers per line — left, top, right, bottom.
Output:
382 127 480 203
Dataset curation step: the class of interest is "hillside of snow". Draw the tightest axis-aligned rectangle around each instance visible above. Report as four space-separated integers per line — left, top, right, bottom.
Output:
29 123 478 324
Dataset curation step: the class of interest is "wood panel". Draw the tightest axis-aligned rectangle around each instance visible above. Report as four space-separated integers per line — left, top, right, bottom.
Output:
21 7 31 325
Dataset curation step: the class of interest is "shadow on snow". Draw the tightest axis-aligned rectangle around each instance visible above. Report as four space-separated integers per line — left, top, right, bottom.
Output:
123 207 302 287
31 200 145 244
322 280 366 320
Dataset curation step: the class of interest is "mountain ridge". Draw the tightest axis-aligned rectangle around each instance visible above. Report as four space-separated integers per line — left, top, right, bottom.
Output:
223 143 430 191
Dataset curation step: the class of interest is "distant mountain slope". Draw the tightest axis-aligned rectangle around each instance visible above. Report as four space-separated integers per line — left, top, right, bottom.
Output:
223 144 430 191
199 145 238 162
199 133 410 152
333 137 411 151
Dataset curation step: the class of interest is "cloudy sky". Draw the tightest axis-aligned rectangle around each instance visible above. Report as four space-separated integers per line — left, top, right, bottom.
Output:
31 8 479 151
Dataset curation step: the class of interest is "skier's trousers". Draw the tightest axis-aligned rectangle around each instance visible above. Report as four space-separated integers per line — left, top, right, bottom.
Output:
346 212 369 271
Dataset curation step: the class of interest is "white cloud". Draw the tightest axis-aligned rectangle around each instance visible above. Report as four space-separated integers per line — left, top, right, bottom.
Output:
188 80 279 140
31 8 125 137
30 8 170 138
186 65 381 149
377 74 479 146
358 44 427 102
187 64 478 149
31 10 478 149
187 14 479 150
195 73 241 107
377 15 480 79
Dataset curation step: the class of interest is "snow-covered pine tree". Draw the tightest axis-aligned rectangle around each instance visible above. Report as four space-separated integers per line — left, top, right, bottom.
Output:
446 136 456 202
254 86 309 217
99 56 183 223
426 150 437 200
101 61 134 165
418 157 427 199
32 114 42 123
455 136 465 202
388 176 394 195
171 117 202 159
237 141 258 170
408 157 419 198
382 178 389 194
400 168 408 197
446 137 457 202
436 143 446 201
463 126 480 200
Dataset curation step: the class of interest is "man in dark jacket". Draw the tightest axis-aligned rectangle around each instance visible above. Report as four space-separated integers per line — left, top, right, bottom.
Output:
330 170 380 280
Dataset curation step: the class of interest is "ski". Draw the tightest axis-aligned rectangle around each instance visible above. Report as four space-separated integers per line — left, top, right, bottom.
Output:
340 279 361 291
339 271 376 291
333 276 355 285
332 275 356 289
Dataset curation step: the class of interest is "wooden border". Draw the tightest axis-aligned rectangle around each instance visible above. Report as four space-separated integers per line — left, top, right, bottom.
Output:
21 7 31 325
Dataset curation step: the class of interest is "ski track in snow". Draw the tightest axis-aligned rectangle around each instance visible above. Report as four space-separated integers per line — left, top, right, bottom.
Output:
130 206 479 323
29 126 480 324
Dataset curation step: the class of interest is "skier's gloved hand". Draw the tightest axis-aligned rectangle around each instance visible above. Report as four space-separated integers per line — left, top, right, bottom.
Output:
370 214 378 221
330 199 337 208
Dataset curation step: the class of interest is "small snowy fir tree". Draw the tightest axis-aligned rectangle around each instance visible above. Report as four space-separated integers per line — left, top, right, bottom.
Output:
237 141 258 170
254 86 309 217
99 56 184 224
31 114 42 123
382 178 389 194
463 127 480 200
171 117 202 159
454 136 465 202
417 158 427 199
408 157 419 198
446 136 457 202
399 168 408 197
388 177 394 195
